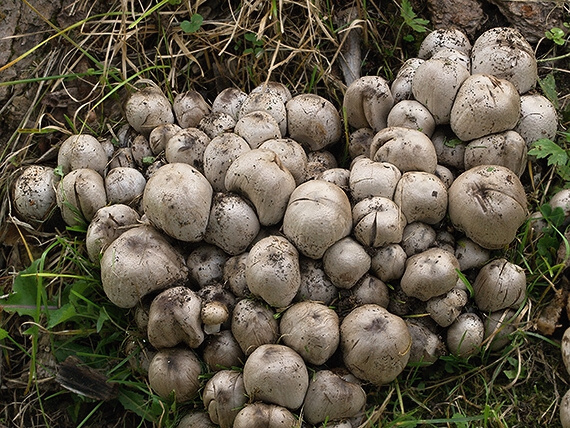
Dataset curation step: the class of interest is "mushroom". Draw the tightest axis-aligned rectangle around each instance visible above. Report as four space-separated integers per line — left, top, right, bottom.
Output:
177 412 217 428
317 168 351 191
279 301 340 365
187 244 228 287
199 112 237 139
238 90 287 136
148 348 202 402
242 344 309 410
85 204 140 263
463 130 527 177
296 257 338 305
323 237 371 289
149 123 182 155
471 27 537 94
343 76 394 132
202 330 245 371
370 244 407 282
430 126 466 170
446 312 485 358
245 235 301 308
12 165 60 223
515 94 558 146
393 172 448 225
286 93 342 151
405 320 446 365
352 197 407 248
212 87 247 120
454 237 491 271
231 298 279 355
223 253 249 298
483 309 518 351
202 132 250 192
400 221 436 256
58 134 108 176
340 304 411 385
124 86 175 137
473 258 526 312
104 167 146 206
351 274 390 308
204 193 260 256
400 248 461 301
370 127 437 174
164 127 211 172
448 165 527 249
173 90 210 128
250 81 292 103
282 180 352 259
147 286 204 349
203 370 247 428
100 225 188 308
108 147 135 170
306 150 338 179
417 28 472 59
259 138 308 185
411 58 470 125
450 74 520 141
426 287 469 327
431 47 471 70
390 58 425 103
386 99 436 136
234 111 282 149
225 148 296 226
348 127 375 159
232 403 298 428
302 369 367 425
561 390 570 428
349 157 401 201
142 162 213 242
56 168 107 227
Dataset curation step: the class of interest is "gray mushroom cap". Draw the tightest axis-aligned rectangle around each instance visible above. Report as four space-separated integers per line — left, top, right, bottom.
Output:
12 165 60 223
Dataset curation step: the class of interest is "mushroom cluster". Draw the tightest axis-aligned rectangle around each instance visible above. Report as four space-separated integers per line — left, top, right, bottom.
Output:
11 27 559 428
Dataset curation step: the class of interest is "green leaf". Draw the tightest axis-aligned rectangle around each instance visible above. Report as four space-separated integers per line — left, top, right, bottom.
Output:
0 328 10 340
47 303 78 329
400 0 429 33
180 14 203 33
528 138 568 167
118 389 154 421
538 74 559 109
96 309 110 333
0 260 42 317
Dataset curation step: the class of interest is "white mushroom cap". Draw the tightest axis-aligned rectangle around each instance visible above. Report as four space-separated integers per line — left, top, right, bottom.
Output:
343 76 394 132
58 134 108 176
212 87 247 120
124 86 175 137
13 165 60 223
201 301 230 334
234 111 281 149
418 28 472 59
515 94 558 146
173 90 210 128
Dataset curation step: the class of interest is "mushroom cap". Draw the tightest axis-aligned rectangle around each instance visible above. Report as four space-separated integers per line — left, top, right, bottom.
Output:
124 86 175 137
212 87 247 120
471 27 537 94
164 127 210 171
233 403 298 428
411 58 470 125
473 258 526 312
143 162 212 242
393 171 448 225
104 167 146 205
242 344 309 410
448 165 527 249
56 168 107 226
234 110 282 149
13 165 60 223
58 134 108 176
352 196 407 248
446 313 485 357
515 94 558 146
149 123 182 155
100 225 188 308
340 304 411 385
323 237 371 289
259 138 308 185
202 132 250 192
349 157 401 201
282 180 353 259
173 90 210 128
239 90 288 136
387 99 436 136
148 348 202 402
418 28 472 59
203 370 247 428
286 93 342 150
343 75 394 131
451 74 520 141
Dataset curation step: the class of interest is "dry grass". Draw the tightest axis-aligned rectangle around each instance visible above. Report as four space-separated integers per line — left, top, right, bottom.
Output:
1 0 570 427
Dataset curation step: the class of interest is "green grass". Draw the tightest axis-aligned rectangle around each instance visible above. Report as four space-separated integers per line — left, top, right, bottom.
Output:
0 0 570 427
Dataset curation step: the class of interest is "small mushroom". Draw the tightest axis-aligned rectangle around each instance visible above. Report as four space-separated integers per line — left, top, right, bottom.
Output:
400 248 460 301
104 167 146 206
231 298 279 355
448 165 527 249
431 126 466 170
483 309 518 351
400 221 437 256
296 258 338 305
243 344 309 410
173 90 210 128
417 28 472 59
455 237 491 271
177 412 217 428
239 90 287 136
212 87 247 120
234 111 282 149
302 369 367 425
393 172 448 225
473 258 526 312
348 127 375 158
56 168 107 226
12 165 60 223
386 99 436 136
187 244 228 287
323 237 371 289
352 197 407 248
202 330 245 371
202 132 250 192
370 127 437 173
147 286 204 349
164 127 211 172
225 149 296 226
450 74 520 141
203 370 247 428
515 94 558 146
142 162 213 242
279 301 340 365
223 253 249 298
148 123 182 155
259 138 308 185
286 93 342 151
405 319 446 365
341 304 411 385
283 180 352 259
100 225 188 308
370 244 407 282
426 287 469 327
349 157 401 202
446 313 485 358
390 58 425 103
148 348 202 402
199 112 237 139
351 274 390 308
343 76 394 132
232 403 298 428
58 134 108 176
125 86 175 137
